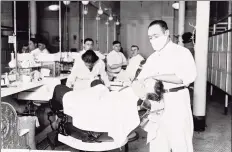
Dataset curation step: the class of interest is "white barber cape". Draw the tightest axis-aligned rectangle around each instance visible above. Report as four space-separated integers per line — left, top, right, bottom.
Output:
116 54 144 81
137 41 197 152
63 85 140 147
66 56 110 90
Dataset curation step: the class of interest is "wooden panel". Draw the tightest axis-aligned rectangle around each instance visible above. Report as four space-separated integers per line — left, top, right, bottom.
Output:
216 70 221 87
212 52 219 69
219 53 227 71
220 72 227 92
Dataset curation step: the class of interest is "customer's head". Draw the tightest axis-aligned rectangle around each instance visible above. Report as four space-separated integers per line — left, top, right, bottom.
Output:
112 41 121 52
84 38 94 51
148 20 170 51
29 38 38 51
81 50 99 70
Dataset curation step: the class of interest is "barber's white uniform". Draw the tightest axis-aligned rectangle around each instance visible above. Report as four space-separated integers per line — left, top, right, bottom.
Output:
138 41 197 152
66 56 110 90
30 48 49 59
117 54 144 81
107 50 127 78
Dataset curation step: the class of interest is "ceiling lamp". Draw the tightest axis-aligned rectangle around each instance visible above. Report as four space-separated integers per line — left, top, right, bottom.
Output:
109 15 113 21
172 2 179 9
96 16 100 20
48 4 59 11
105 21 109 25
115 19 120 25
63 1 70 5
98 2 103 15
82 1 89 5
83 6 88 15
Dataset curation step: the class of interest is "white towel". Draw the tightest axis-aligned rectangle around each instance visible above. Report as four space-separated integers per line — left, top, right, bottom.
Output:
63 85 140 147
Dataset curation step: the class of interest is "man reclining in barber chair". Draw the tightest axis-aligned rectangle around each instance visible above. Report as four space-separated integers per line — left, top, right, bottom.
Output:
49 71 165 151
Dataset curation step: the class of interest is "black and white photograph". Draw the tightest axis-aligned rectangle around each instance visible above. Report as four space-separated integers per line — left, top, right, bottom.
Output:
0 1 231 152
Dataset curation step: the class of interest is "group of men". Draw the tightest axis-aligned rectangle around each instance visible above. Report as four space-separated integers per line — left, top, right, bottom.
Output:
52 19 197 152
66 37 145 90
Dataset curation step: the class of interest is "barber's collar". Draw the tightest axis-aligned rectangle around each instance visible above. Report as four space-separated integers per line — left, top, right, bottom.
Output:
155 38 172 53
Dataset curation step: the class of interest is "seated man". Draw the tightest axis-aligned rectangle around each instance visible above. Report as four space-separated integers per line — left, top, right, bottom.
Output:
79 38 105 60
50 76 165 145
106 41 127 80
66 50 110 91
30 38 50 60
116 45 145 82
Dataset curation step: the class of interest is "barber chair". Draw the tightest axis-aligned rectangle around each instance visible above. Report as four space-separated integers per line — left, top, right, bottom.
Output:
47 100 130 152
1 102 32 149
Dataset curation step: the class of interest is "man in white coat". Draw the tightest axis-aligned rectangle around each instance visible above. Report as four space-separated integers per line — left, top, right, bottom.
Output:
137 20 197 152
116 45 145 82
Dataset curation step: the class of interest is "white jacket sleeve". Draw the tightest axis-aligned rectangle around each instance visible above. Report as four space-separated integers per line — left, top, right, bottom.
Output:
174 48 197 86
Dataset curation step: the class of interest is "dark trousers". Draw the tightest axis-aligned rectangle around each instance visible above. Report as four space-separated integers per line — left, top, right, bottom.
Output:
50 84 72 111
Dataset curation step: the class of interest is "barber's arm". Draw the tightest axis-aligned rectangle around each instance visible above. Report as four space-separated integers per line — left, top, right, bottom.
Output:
66 60 79 88
150 49 197 85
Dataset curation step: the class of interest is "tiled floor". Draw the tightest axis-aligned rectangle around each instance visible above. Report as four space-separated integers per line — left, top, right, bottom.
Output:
44 89 231 152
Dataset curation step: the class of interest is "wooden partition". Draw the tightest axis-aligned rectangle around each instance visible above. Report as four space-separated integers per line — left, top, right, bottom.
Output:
207 13 231 114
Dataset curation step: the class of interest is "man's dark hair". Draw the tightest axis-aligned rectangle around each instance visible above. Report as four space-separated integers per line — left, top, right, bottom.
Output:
90 79 104 87
84 38 94 44
112 40 121 45
81 50 99 64
131 45 139 50
30 38 38 45
148 20 168 32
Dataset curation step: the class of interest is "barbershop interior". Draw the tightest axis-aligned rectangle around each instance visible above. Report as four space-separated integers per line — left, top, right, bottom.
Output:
1 1 231 152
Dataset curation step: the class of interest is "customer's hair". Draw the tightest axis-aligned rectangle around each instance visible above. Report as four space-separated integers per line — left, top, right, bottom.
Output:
146 80 165 102
30 38 38 45
148 20 168 32
84 38 94 44
82 50 99 64
90 79 104 87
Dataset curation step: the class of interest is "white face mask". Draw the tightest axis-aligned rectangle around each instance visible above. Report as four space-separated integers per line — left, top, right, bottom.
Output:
150 35 168 51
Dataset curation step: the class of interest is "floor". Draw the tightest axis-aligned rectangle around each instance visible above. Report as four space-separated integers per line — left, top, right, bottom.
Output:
42 86 231 152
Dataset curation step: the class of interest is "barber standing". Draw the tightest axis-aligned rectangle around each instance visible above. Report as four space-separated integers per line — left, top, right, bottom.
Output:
137 20 197 152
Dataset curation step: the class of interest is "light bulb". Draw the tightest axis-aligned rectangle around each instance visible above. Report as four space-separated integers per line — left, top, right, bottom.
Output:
109 15 113 21
115 20 120 25
105 21 109 25
83 9 88 15
63 1 70 5
98 8 103 15
82 1 89 5
96 16 100 20
172 2 179 9
48 4 59 11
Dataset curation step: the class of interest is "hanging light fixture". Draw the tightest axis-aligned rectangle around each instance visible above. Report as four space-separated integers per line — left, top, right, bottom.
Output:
108 8 113 21
115 19 120 25
105 20 109 25
48 4 59 11
96 15 100 20
172 1 179 9
98 2 103 15
63 1 70 5
83 6 88 15
82 1 89 5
